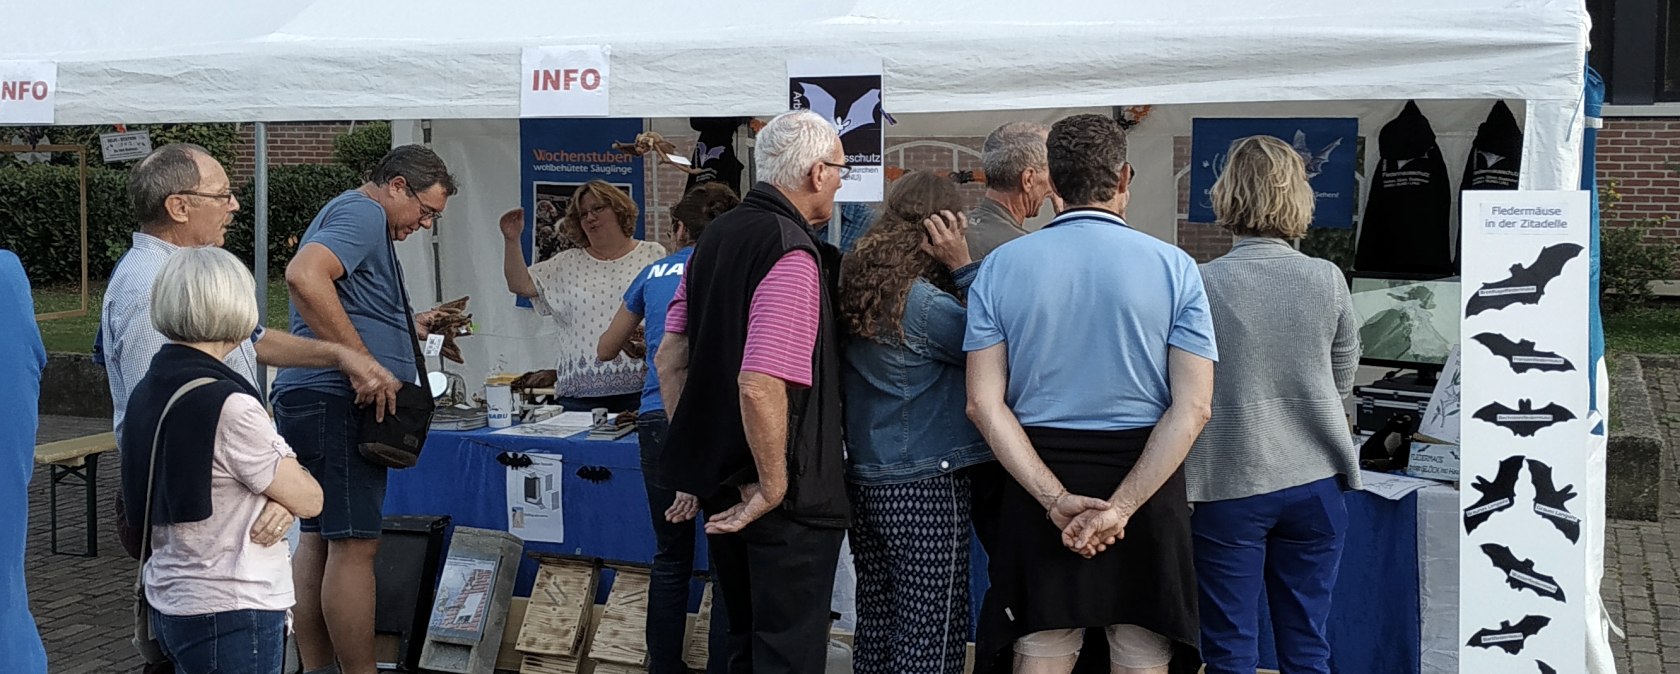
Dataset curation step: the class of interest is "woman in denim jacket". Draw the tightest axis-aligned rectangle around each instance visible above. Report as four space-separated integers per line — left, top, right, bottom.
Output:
839 172 990 674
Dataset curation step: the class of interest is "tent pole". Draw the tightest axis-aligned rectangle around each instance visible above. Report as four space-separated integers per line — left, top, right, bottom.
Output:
254 121 270 393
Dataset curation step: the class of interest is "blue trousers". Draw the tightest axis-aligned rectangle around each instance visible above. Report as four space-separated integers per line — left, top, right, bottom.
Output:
151 608 287 674
1192 476 1347 674
638 411 730 674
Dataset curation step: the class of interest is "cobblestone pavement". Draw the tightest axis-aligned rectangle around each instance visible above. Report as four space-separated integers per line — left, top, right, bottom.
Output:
23 364 1680 673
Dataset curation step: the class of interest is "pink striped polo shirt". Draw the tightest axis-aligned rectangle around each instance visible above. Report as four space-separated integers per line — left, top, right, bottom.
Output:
665 250 819 387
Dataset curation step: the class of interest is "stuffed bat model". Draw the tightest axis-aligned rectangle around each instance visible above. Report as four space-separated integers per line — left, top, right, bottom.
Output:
1471 332 1576 374
612 131 706 176
1465 243 1584 317
1466 615 1551 655
419 296 473 364
1464 454 1524 534
1472 399 1575 437
1481 543 1567 602
1527 458 1582 544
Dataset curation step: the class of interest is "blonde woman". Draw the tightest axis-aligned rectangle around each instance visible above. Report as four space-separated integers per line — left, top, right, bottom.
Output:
1188 135 1361 674
500 181 665 411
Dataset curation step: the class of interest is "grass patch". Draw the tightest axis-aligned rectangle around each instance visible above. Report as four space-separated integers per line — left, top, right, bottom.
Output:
33 278 293 354
1605 304 1680 355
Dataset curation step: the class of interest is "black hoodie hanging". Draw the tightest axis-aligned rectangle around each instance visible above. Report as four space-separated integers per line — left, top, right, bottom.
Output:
1456 101 1523 268
684 117 748 195
1354 101 1454 276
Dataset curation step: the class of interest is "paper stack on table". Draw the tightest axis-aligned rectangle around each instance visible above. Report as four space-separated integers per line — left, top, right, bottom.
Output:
492 411 598 438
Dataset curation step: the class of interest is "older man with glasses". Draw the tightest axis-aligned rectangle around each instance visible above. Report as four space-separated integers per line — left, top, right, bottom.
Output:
273 144 457 674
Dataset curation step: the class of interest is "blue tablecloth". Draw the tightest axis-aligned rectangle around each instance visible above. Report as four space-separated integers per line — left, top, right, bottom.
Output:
388 427 1440 671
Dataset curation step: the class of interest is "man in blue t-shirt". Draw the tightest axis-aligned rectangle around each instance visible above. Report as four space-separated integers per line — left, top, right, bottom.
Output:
272 145 457 674
596 183 733 674
0 250 47 674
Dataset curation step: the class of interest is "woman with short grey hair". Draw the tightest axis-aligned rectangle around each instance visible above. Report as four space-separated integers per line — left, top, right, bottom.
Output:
120 247 322 674
1187 135 1361 674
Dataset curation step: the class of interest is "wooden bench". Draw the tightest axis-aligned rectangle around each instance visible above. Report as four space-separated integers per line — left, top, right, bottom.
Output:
34 431 116 557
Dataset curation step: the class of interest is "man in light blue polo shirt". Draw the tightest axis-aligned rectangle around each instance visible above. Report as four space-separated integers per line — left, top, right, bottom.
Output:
962 114 1217 672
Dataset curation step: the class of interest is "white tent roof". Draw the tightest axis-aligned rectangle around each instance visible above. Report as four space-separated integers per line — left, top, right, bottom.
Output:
10 0 1587 124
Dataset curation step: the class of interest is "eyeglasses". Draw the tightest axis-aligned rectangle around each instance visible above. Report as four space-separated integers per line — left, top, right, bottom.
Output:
821 161 854 180
172 190 235 203
403 184 444 223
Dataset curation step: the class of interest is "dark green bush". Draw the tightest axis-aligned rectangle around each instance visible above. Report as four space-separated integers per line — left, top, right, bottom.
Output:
1602 221 1677 314
332 122 392 180
0 123 241 170
0 164 133 284
225 164 361 272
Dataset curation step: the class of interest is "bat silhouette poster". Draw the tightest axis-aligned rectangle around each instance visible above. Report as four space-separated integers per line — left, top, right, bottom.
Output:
1188 117 1359 229
789 58 884 202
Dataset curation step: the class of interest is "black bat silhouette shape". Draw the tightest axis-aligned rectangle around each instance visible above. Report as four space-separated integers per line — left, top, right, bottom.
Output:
1466 243 1583 316
1527 458 1581 544
1473 399 1576 437
1471 332 1577 374
1537 661 1556 674
1481 543 1566 602
1464 455 1524 534
1466 615 1551 654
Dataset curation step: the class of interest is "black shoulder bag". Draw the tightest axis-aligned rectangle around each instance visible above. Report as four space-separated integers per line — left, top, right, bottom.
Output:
357 238 434 469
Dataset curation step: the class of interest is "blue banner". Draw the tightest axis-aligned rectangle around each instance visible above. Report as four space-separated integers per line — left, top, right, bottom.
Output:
1189 118 1359 229
518 118 646 307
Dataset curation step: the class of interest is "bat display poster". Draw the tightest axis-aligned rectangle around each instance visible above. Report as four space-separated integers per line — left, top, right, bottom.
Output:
1188 118 1359 229
788 58 884 203
1459 191 1590 672
517 118 646 309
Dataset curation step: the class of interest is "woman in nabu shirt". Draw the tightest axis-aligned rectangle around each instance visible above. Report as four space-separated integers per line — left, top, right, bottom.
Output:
500 180 666 412
838 171 989 674
120 247 323 674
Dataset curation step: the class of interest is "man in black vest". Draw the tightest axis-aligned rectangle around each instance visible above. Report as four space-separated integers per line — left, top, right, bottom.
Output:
655 110 851 673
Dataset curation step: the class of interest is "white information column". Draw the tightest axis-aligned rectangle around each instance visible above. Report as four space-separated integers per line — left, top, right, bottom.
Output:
1459 190 1592 673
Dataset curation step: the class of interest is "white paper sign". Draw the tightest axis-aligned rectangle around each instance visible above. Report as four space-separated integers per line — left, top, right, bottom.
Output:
789 58 885 203
506 453 565 543
521 46 610 118
0 61 57 124
1458 190 1590 673
423 333 444 357
1418 346 1463 444
99 130 153 163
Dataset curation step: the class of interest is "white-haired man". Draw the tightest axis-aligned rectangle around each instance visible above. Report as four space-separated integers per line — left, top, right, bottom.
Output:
968 121 1058 260
655 110 850 673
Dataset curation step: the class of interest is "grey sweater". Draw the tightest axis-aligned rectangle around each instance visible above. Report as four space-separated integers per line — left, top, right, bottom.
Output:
1186 237 1362 502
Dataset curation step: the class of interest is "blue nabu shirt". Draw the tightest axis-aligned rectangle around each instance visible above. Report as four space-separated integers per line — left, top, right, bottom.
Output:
272 191 420 399
623 246 693 414
963 208 1219 431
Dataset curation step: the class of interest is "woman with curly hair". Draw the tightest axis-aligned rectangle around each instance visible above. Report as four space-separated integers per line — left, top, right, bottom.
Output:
499 180 665 411
839 171 988 674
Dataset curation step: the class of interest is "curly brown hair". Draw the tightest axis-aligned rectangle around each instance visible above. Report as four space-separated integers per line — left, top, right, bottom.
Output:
561 180 639 247
840 172 965 341
670 182 739 245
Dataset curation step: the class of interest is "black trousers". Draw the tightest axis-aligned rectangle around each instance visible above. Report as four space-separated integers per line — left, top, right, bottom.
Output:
703 491 845 674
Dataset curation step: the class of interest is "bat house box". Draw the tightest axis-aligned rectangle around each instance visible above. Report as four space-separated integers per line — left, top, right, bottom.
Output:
418 527 524 674
1354 375 1435 436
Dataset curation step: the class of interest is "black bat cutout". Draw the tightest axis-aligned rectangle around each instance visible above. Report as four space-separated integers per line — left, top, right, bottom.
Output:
1472 332 1577 374
1466 243 1583 316
1481 543 1567 602
1473 399 1576 437
1464 455 1524 534
1467 615 1550 654
1537 661 1556 674
1527 458 1581 544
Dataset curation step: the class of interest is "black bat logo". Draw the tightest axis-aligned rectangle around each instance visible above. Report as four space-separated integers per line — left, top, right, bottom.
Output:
1471 332 1576 374
1473 399 1575 437
1537 661 1556 674
1466 243 1583 316
1467 615 1551 654
1464 455 1524 534
1528 459 1581 544
1481 543 1566 602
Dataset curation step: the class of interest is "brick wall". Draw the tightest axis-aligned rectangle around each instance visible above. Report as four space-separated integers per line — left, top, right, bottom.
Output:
227 121 356 185
1596 118 1680 245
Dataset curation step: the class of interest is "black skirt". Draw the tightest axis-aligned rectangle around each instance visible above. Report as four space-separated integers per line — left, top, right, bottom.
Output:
973 426 1202 674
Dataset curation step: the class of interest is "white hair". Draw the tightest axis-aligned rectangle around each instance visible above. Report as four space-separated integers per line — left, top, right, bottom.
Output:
755 110 842 192
151 247 259 344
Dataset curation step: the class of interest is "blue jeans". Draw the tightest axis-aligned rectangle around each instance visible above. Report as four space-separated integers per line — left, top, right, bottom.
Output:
638 411 730 674
151 608 287 674
1192 476 1348 674
274 390 387 539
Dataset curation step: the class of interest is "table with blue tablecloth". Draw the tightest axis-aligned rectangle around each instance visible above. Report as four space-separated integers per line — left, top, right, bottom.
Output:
386 427 1457 672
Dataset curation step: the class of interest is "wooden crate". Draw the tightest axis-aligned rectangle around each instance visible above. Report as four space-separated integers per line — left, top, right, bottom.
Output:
519 652 584 674
590 662 647 674
682 582 714 670
589 567 652 666
517 558 599 657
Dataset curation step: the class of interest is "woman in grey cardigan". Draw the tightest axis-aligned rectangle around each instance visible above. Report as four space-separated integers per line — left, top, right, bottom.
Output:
1188 135 1361 674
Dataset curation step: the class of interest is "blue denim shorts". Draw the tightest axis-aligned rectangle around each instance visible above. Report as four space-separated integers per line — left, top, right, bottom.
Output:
274 389 388 539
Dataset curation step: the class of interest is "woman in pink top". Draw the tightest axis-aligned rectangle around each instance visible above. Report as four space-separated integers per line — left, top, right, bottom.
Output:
119 248 323 674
